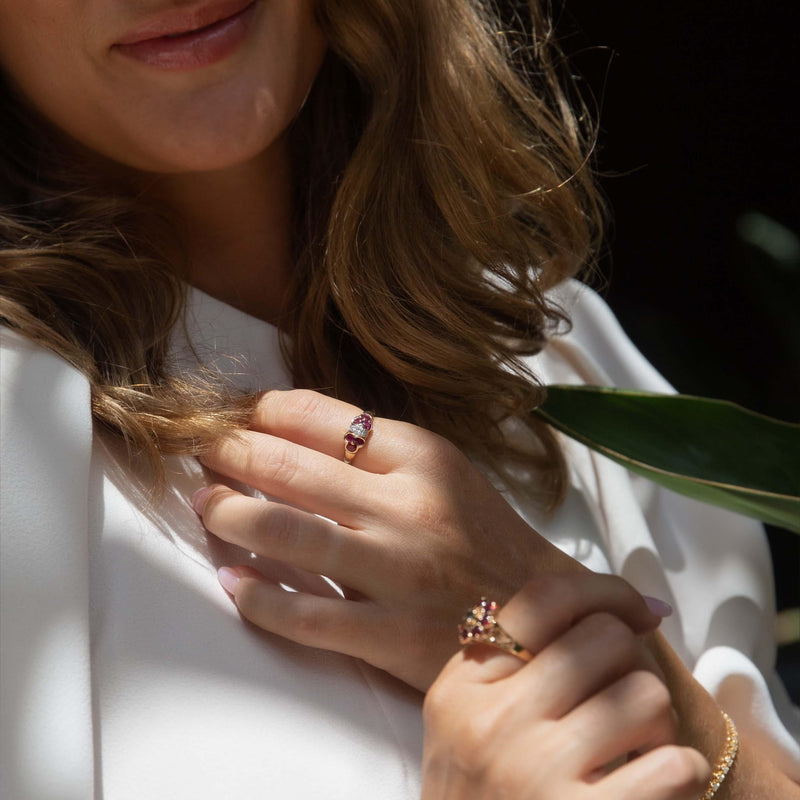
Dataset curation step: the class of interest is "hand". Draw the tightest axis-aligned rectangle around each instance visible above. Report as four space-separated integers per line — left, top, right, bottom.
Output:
421 574 711 800
193 389 581 690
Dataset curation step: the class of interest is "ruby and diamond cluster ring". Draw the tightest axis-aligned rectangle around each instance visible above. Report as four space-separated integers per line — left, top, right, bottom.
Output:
458 598 533 662
343 411 374 463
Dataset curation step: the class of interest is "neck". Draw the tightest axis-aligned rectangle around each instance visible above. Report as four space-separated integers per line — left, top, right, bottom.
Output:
142 137 294 324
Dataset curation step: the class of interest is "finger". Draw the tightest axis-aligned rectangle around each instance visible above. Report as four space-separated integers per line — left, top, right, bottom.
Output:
508 612 664 719
593 745 710 800
497 573 666 656
195 484 379 591
199 430 376 526
248 389 428 472
563 670 679 772
218 567 382 661
441 641 529 687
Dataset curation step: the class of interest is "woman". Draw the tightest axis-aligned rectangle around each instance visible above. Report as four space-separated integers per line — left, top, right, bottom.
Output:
0 0 797 798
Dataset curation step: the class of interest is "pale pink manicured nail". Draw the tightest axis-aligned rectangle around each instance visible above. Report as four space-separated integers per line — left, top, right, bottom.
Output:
643 595 673 617
191 486 212 514
218 567 240 595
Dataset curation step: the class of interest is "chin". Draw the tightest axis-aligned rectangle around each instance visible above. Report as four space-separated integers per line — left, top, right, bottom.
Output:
141 129 282 175
104 85 293 175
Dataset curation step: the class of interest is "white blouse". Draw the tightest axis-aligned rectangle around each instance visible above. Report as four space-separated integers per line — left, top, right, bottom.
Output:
1 279 798 799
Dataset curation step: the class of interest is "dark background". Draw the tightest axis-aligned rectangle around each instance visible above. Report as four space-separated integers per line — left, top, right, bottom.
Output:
557 2 800 697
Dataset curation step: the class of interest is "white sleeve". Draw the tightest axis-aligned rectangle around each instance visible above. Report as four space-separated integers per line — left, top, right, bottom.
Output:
548 280 800 780
0 327 96 799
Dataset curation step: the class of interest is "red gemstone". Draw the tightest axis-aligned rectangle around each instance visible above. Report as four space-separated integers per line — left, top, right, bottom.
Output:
353 414 373 431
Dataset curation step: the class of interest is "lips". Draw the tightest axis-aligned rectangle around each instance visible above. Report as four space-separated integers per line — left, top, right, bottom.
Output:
114 0 258 70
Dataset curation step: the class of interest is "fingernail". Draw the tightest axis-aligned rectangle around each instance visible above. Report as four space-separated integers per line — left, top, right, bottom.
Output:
192 486 212 514
218 567 240 595
643 595 673 618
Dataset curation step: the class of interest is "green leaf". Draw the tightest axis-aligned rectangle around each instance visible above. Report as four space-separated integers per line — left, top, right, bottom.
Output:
534 386 800 533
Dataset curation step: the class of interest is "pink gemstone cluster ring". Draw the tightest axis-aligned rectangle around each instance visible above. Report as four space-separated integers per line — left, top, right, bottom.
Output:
343 411 374 464
458 598 533 662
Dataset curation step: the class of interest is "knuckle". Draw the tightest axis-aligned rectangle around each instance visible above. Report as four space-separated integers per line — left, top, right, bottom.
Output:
582 612 635 650
254 389 322 428
655 746 711 792
199 485 230 523
602 573 637 594
604 574 644 606
523 573 577 618
422 680 452 728
260 503 300 553
415 431 467 476
283 388 327 423
607 575 655 624
290 602 330 645
424 681 497 764
249 438 299 486
628 670 673 715
428 439 462 472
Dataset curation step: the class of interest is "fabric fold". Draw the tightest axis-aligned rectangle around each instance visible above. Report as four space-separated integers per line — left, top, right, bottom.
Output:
1 329 96 800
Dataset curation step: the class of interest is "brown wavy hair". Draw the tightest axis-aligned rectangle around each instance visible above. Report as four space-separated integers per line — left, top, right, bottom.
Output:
0 0 602 504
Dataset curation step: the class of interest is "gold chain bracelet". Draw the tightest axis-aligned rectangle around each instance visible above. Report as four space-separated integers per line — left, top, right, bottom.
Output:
701 712 738 799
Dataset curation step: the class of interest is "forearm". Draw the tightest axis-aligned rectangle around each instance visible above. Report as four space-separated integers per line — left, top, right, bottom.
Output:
648 630 800 799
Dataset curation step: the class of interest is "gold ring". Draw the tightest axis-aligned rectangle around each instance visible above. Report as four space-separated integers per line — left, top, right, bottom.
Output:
458 598 533 662
343 411 374 464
